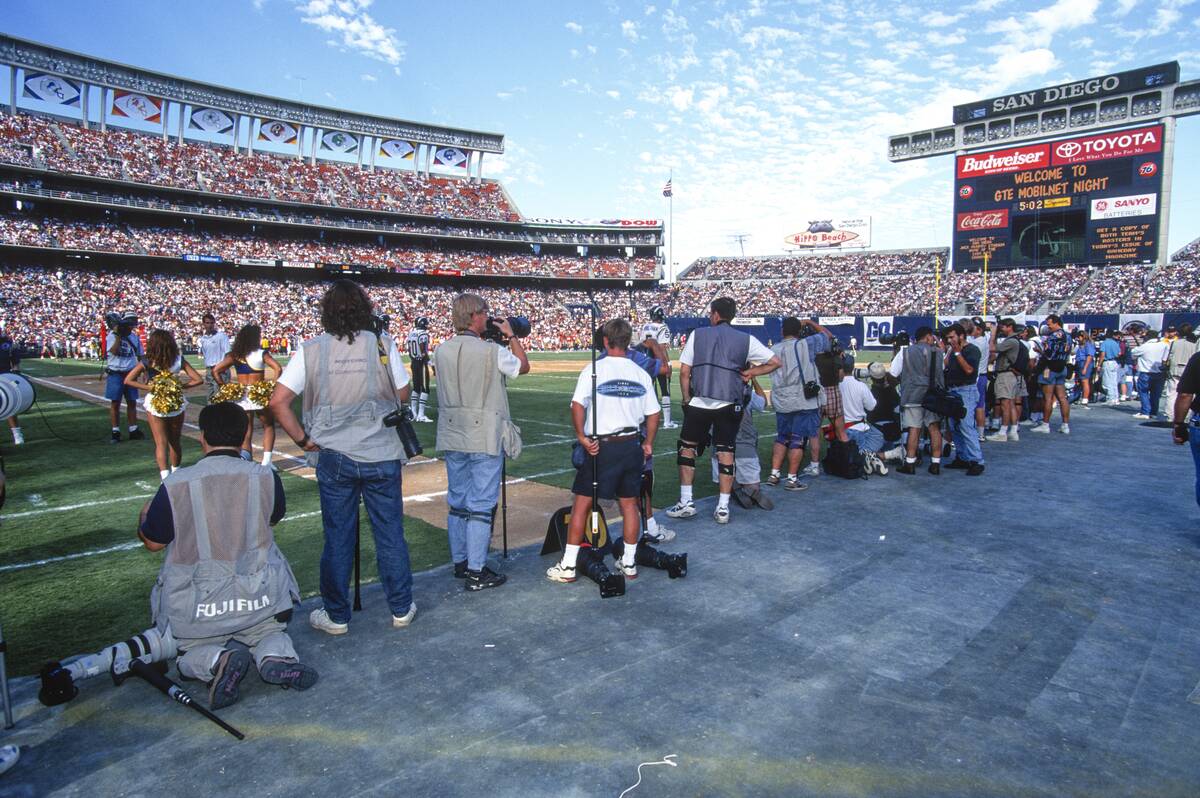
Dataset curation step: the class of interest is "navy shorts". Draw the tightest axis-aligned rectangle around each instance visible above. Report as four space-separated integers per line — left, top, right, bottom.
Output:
105 372 138 403
775 409 821 449
1039 368 1067 386
572 437 643 500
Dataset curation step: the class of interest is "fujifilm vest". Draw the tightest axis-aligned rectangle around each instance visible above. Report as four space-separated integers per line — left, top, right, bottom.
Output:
434 334 512 456
152 455 300 639
689 323 751 405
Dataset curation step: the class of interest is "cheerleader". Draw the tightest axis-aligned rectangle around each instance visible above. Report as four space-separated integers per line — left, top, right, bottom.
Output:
124 330 203 480
212 324 282 466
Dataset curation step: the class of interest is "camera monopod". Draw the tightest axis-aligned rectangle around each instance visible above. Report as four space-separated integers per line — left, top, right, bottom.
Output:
125 659 245 741
354 505 362 611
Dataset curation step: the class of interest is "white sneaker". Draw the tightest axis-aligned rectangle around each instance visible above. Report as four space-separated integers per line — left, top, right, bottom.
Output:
1080 398 1089 405
546 560 577 583
391 602 417 628
783 477 809 491
0 744 18 778
11 428 23 445
1059 423 1070 435
309 607 348 636
1030 423 1050 433
985 431 1007 442
713 506 730 524
1020 419 1034 426
665 500 696 519
866 452 888 475
802 463 820 477
613 560 638 578
662 420 680 429
1007 430 1020 442
1131 413 1150 419
978 431 987 443
643 526 676 543
882 446 904 462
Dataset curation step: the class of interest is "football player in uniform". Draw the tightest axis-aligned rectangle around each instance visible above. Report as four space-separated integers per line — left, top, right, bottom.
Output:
639 306 677 428
406 316 433 422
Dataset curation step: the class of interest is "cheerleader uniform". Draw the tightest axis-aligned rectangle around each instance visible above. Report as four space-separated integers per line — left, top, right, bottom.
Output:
235 349 268 412
143 356 188 419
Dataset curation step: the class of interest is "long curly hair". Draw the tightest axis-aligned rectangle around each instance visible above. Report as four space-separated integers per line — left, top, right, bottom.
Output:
231 323 262 361
320 280 374 343
145 329 179 372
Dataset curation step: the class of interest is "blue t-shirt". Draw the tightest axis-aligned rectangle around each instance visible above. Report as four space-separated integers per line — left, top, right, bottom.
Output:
1100 339 1121 361
1074 341 1096 365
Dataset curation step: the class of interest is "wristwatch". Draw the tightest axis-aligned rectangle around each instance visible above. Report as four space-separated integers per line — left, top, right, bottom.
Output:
297 434 310 448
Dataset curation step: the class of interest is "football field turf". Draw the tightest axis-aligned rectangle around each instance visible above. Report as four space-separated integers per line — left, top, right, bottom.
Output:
1 349 887 676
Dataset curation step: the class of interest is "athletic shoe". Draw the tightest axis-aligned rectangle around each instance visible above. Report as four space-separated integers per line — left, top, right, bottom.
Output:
208 648 252 710
665 500 696 518
1131 413 1150 419
802 463 820 477
258 658 319 691
1007 430 1019 443
945 458 972 470
1019 419 1034 426
391 602 417 628
11 428 23 445
128 429 146 440
966 463 985 476
1031 423 1050 433
897 461 916 475
662 420 680 429
309 607 349 636
1059 423 1070 435
978 431 986 443
613 560 638 578
732 486 755 509
465 566 507 591
928 462 941 475
765 473 781 486
713 506 730 524
110 430 121 444
985 431 1008 442
417 415 433 423
0 744 19 778
882 446 905 462
783 477 808 491
752 490 775 510
866 453 889 476
453 560 468 579
643 526 676 544
546 560 577 583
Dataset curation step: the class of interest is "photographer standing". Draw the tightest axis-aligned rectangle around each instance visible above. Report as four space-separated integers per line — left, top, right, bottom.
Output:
104 312 145 445
434 293 529 591
890 326 944 474
270 281 416 634
768 317 832 489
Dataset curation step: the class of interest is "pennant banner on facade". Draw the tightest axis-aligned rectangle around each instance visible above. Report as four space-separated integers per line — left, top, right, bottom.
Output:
379 139 415 160
258 119 299 145
22 73 82 107
320 130 359 154
433 147 469 168
111 90 162 123
188 107 235 135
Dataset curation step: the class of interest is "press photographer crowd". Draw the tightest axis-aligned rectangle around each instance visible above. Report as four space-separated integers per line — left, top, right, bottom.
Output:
4 283 1200 734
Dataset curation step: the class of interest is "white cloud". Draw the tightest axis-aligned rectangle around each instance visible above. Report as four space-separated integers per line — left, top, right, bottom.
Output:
360 73 377 82
565 21 583 34
621 20 641 42
924 11 962 26
606 89 621 99
644 4 657 15
295 0 404 65
669 86 694 111
1113 0 1138 15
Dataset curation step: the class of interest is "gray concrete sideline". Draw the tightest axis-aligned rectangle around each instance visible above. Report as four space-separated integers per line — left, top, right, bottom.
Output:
2 404 1198 797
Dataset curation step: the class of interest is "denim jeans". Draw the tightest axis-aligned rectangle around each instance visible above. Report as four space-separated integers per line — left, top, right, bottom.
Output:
846 424 884 455
949 385 984 464
1191 428 1200 510
316 449 412 624
444 451 503 571
1137 372 1166 416
1101 361 1119 402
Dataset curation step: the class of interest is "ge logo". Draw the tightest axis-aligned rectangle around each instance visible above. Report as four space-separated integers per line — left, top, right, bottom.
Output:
1056 141 1082 158
867 321 892 340
959 185 973 198
1138 162 1157 177
1095 200 1107 211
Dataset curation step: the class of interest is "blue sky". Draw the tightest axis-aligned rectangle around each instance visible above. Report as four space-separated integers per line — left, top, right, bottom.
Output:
3 0 1198 274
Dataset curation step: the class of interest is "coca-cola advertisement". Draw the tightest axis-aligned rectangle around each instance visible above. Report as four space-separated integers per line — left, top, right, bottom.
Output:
956 210 1009 231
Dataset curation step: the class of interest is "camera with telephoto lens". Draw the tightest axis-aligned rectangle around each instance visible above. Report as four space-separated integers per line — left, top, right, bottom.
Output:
878 330 909 347
383 405 423 459
368 313 391 337
482 315 531 344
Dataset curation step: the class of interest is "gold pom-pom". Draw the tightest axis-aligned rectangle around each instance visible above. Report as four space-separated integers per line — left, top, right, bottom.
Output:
149 373 184 415
247 380 276 408
212 382 246 404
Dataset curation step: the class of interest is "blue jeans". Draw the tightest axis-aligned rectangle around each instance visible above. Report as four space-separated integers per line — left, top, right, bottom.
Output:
444 451 503 571
316 449 412 624
1101 361 1119 401
1137 372 1166 416
1191 428 1200 510
846 424 884 455
949 385 984 464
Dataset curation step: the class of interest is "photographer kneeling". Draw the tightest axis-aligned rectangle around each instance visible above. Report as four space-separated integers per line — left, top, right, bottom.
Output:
434 293 529 591
271 280 417 634
138 402 316 710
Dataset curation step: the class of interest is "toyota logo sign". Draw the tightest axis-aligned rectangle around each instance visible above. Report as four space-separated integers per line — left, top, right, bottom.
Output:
1055 141 1082 158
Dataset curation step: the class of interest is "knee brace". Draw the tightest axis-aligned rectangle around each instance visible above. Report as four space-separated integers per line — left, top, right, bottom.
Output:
448 506 469 520
468 510 494 525
676 439 696 468
717 461 735 476
714 442 736 454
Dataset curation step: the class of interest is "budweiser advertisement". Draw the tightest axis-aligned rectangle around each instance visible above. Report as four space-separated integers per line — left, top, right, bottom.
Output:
784 217 871 249
952 124 1164 271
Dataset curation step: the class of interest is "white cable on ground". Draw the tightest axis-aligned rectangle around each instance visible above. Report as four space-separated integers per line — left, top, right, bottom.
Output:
618 754 678 798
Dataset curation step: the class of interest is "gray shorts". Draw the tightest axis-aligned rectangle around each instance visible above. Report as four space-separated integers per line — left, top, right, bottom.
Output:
902 405 941 429
995 371 1025 400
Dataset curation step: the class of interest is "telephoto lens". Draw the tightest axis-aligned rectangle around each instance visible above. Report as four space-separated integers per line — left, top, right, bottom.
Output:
614 538 688 579
576 546 626 598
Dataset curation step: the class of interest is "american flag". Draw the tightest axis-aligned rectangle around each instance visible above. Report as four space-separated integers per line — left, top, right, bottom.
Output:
662 179 673 198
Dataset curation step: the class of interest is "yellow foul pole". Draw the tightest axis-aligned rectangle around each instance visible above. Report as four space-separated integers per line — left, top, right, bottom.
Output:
982 252 990 317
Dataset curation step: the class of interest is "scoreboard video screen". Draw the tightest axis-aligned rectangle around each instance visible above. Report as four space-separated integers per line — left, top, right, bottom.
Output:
952 124 1163 271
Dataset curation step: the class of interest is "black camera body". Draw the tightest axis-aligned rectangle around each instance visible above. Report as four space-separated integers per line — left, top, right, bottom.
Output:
878 330 910 348
368 313 391 337
482 315 531 345
383 406 423 459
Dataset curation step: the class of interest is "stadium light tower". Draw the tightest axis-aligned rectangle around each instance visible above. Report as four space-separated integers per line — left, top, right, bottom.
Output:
728 232 751 256
887 63 1200 274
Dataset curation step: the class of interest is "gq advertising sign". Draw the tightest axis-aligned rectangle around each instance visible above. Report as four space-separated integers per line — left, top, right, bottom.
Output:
952 124 1163 271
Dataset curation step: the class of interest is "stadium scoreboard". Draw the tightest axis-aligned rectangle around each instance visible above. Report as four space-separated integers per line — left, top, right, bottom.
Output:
952 124 1163 271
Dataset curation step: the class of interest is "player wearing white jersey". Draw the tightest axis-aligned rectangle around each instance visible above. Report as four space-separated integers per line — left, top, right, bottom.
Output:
406 317 433 422
640 307 677 427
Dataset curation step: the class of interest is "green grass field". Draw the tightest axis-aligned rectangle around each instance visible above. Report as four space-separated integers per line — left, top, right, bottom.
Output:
2 348 891 675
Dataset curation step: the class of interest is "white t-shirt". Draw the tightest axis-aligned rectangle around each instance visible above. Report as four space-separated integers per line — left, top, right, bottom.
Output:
640 321 671 347
198 332 231 367
888 347 905 379
1132 339 1170 373
679 328 775 409
839 376 877 431
277 334 411 396
571 354 661 436
968 335 990 373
